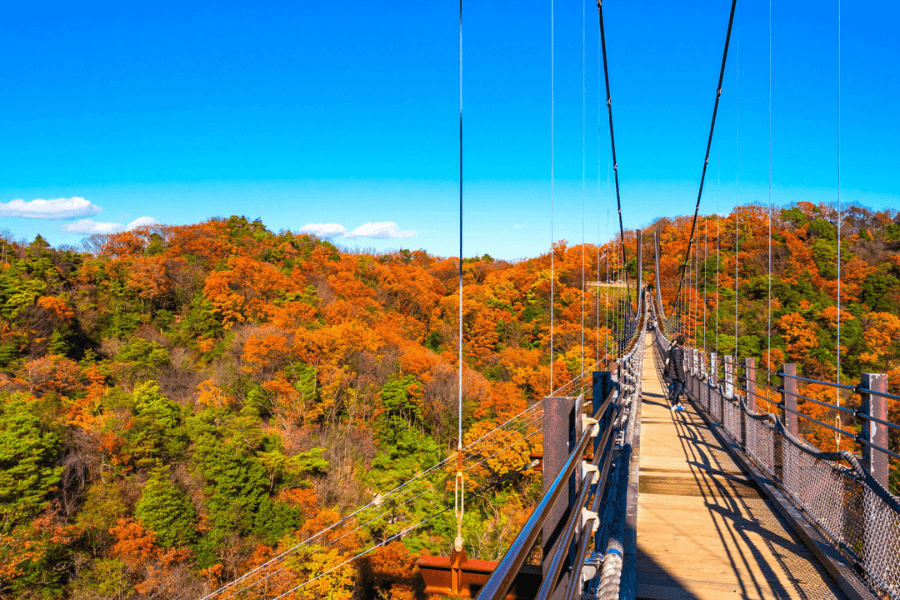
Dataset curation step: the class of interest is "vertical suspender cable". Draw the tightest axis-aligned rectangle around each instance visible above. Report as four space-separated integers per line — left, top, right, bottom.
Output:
835 0 842 448
550 0 555 394
716 148 720 356
735 209 739 362
581 0 586 391
597 24 603 365
454 0 465 553
704 216 708 351
767 0 773 383
672 0 737 310
735 3 740 366
696 242 700 342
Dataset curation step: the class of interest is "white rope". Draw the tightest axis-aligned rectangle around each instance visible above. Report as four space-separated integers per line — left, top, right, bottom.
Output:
218 407 548 599
263 444 551 600
201 400 544 600
266 512 447 600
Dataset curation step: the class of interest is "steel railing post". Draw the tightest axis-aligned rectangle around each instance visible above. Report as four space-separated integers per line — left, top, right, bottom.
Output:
743 358 756 453
724 355 733 400
780 363 798 436
775 363 798 484
859 372 889 489
592 371 612 455
700 351 707 410
542 394 580 600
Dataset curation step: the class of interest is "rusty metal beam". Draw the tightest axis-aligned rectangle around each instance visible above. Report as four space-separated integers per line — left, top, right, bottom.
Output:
416 548 541 600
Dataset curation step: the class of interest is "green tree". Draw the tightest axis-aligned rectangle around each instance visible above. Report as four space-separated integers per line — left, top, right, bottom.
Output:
119 381 186 466
116 338 170 370
0 397 62 531
135 467 197 547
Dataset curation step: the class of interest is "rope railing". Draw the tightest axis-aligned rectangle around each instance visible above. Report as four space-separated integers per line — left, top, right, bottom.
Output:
653 324 900 600
476 306 647 600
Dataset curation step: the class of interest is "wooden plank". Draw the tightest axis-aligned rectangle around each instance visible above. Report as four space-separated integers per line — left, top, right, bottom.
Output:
634 333 847 600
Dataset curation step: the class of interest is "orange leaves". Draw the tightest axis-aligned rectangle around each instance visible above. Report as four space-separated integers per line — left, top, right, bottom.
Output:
109 517 162 572
762 347 785 372
196 379 229 408
36 295 74 323
473 381 526 422
126 255 172 301
398 345 438 382
204 269 247 329
279 487 319 519
23 354 82 397
462 420 533 484
777 313 818 362
100 230 147 259
110 517 194 597
204 256 298 329
860 312 900 369
241 331 291 377
466 314 500 361
293 322 384 368
359 541 419 600
796 383 847 453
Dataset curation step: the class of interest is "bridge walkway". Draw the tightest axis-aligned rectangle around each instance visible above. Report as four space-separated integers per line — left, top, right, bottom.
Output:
634 332 848 600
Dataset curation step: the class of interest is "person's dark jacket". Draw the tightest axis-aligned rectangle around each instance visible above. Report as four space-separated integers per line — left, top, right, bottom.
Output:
664 344 685 382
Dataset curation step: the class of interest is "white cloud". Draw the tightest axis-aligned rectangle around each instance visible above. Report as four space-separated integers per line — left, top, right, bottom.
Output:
346 221 416 239
126 216 159 231
0 197 101 220
61 219 123 235
514 223 527 229
299 223 347 238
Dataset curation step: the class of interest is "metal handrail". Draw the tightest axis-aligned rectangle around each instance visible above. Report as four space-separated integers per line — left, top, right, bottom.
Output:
477 322 646 600
856 386 900 402
682 350 900 448
733 367 900 433
534 388 621 600
475 421 596 600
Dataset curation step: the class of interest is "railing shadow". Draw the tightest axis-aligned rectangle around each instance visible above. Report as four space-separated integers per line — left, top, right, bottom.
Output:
640 334 835 600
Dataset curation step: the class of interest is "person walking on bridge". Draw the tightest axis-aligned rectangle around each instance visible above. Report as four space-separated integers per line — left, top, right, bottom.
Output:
664 335 686 412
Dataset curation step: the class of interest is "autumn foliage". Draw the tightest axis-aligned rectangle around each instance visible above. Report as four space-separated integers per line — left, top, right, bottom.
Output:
0 203 897 597
649 202 900 489
0 216 632 598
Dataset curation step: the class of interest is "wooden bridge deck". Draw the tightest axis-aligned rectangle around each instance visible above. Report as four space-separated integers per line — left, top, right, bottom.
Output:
635 332 848 600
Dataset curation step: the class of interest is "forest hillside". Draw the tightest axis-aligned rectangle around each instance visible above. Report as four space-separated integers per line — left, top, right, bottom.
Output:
0 201 897 598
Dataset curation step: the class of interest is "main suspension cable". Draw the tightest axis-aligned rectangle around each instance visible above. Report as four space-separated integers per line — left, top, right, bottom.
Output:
597 0 632 312
672 0 738 306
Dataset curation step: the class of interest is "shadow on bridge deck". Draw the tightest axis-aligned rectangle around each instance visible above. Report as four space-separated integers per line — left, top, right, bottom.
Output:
634 332 847 600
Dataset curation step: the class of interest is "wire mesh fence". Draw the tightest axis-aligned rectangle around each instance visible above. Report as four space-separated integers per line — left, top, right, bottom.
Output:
672 341 900 600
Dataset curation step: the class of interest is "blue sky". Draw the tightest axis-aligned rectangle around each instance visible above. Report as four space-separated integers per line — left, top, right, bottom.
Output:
1 1 897 259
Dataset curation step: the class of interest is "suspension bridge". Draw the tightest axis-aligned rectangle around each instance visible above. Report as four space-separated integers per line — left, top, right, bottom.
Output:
194 0 899 599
